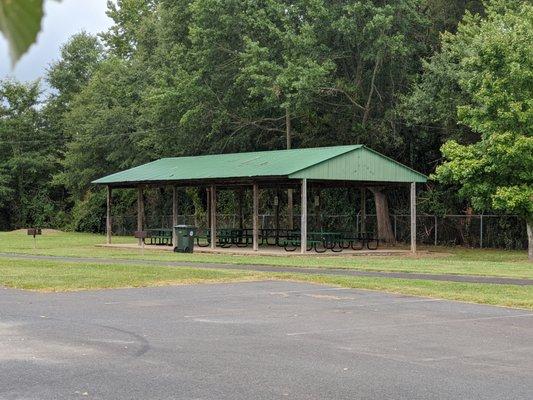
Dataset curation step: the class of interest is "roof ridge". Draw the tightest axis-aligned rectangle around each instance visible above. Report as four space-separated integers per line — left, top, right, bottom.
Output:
160 145 361 160
286 146 361 176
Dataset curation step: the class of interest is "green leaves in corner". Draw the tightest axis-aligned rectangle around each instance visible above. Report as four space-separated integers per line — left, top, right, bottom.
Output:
0 0 44 66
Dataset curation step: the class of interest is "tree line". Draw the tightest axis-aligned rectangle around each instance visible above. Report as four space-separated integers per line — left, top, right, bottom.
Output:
0 0 531 256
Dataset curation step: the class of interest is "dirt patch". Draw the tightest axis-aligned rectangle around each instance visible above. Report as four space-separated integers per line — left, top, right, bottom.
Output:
10 229 64 235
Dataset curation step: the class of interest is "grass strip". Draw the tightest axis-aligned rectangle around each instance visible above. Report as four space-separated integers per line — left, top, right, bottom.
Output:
1 258 531 309
0 231 531 279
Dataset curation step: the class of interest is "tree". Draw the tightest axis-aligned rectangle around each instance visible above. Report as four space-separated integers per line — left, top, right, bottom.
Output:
432 0 533 259
44 32 104 149
100 0 158 59
0 79 62 228
47 32 104 111
57 58 147 200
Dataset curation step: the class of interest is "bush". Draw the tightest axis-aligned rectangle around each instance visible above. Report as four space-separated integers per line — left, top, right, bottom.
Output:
69 190 106 233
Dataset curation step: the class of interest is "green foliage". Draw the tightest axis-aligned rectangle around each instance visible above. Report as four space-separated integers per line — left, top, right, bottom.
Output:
432 0 532 226
0 79 63 229
437 134 533 216
69 190 106 233
0 0 44 65
47 32 104 110
57 58 147 197
100 0 157 58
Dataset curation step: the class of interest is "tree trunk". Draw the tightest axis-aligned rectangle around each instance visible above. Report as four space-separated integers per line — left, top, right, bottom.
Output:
362 57 381 126
526 219 533 262
369 187 395 244
286 107 294 230
285 107 292 150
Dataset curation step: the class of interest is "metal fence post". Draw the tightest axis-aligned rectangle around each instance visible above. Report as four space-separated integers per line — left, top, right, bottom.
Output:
480 214 483 248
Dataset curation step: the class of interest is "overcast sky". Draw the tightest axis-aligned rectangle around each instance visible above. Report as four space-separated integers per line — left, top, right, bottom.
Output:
0 0 112 83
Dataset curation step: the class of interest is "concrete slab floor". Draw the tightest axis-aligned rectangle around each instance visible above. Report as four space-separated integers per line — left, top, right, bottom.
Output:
97 242 418 257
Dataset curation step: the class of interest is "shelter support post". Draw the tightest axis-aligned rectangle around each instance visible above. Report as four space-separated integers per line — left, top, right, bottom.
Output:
106 186 112 244
137 186 144 247
253 183 259 251
210 186 216 249
172 186 178 247
360 188 366 234
410 182 417 254
301 179 307 254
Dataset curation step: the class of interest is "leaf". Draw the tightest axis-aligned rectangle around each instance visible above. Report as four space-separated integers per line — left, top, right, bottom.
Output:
0 0 44 66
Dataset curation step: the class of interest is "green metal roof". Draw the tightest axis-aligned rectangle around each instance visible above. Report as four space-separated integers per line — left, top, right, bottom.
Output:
93 145 427 185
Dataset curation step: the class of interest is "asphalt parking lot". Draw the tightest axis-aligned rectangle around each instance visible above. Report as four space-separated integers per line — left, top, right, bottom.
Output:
1 281 532 400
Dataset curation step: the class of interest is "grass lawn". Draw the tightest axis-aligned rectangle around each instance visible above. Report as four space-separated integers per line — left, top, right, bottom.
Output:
0 258 263 291
0 230 530 279
1 258 531 309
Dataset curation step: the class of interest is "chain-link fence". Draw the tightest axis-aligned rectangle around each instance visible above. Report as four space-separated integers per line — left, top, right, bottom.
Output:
103 213 527 250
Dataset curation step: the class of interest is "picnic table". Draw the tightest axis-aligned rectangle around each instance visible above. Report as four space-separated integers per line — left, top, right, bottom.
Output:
145 228 173 246
194 228 379 252
195 228 252 247
281 231 343 252
281 231 378 252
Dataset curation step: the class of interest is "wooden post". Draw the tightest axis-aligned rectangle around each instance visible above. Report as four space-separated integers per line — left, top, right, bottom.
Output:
360 188 366 234
410 182 416 254
172 186 178 247
253 182 259 251
137 186 144 247
106 186 112 244
210 185 216 249
301 179 307 254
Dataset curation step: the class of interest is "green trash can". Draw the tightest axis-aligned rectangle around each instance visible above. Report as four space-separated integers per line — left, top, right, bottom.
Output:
174 225 197 253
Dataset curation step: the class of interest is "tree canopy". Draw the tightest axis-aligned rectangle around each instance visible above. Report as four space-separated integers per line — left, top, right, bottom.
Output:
429 0 532 258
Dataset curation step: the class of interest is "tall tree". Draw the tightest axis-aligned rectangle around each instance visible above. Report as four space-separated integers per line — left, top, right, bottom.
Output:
44 32 105 150
58 58 148 200
0 80 61 229
431 0 533 259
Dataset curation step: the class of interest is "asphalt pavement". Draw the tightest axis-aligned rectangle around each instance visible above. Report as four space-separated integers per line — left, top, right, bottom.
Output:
1 281 532 399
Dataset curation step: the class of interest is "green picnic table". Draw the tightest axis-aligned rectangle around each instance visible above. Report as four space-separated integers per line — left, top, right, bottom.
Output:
145 228 173 246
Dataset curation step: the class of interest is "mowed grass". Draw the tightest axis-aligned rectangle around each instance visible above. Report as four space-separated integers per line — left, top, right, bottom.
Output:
0 258 262 291
0 230 530 279
1 258 532 309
